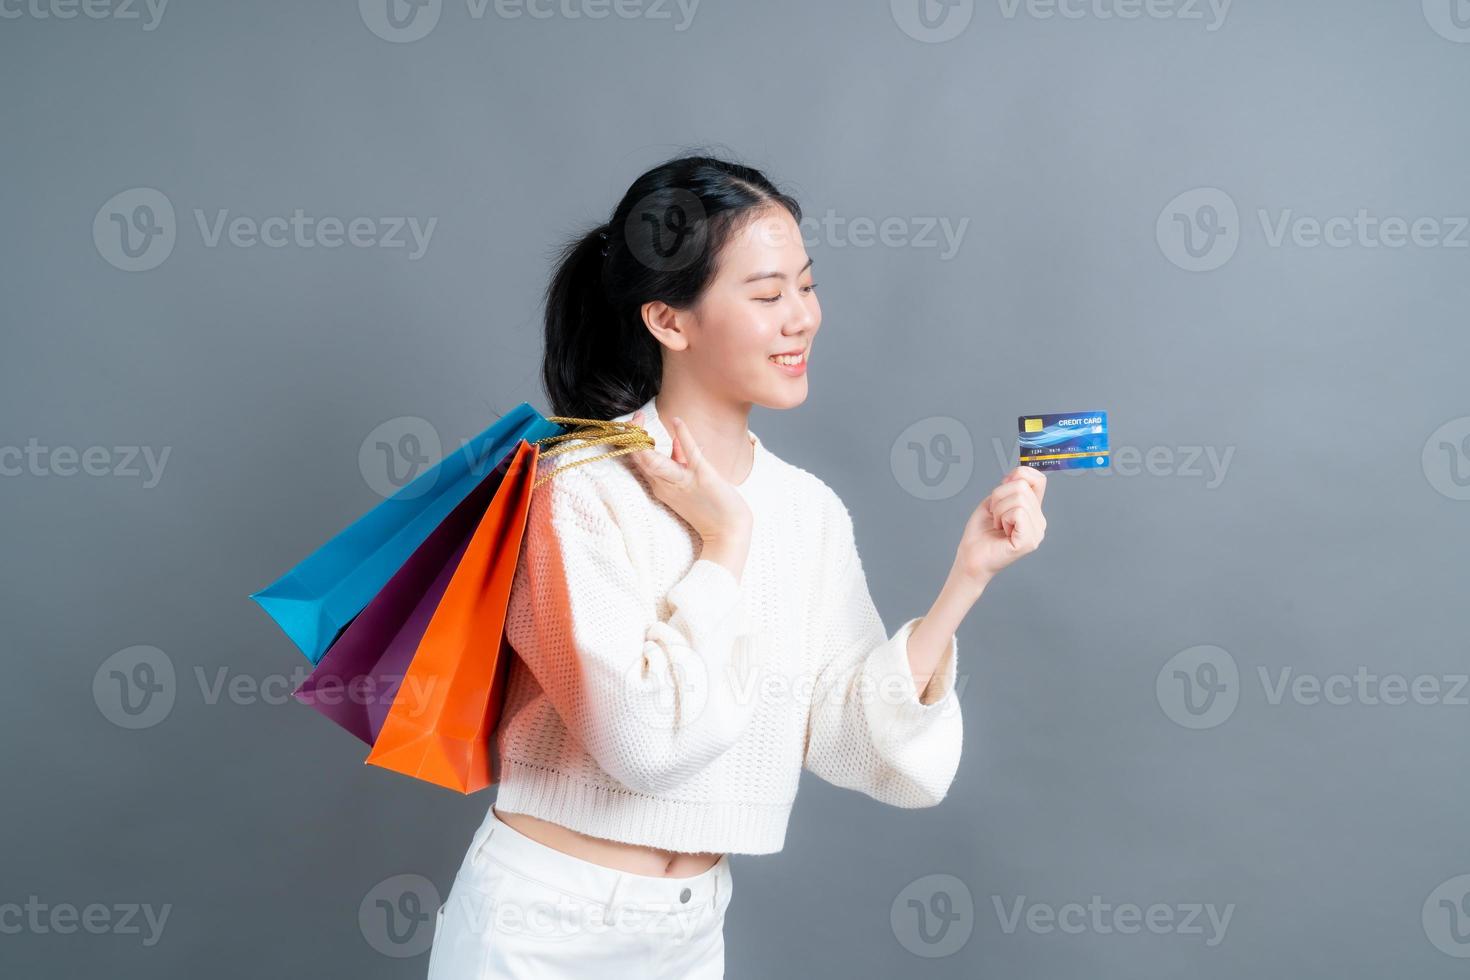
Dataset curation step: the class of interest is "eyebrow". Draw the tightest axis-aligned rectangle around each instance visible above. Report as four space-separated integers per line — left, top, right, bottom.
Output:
743 257 815 284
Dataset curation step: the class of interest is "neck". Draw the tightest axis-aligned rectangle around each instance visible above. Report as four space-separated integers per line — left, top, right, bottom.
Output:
652 382 755 486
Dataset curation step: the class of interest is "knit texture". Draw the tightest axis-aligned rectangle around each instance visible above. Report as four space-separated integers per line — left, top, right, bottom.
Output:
493 395 963 855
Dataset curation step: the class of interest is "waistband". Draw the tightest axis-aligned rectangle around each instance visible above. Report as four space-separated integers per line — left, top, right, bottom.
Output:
459 804 731 913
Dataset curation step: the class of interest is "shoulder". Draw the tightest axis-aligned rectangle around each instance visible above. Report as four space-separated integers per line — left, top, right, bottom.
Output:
530 431 659 535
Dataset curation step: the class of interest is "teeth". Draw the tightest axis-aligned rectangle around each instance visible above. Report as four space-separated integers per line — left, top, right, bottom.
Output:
770 352 806 366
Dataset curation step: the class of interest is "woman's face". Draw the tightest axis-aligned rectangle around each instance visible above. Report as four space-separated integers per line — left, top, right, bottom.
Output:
684 206 821 409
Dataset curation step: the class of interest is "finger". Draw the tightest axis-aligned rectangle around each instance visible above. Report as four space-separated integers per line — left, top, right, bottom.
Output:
1005 465 1048 504
1002 504 1021 540
994 497 1029 527
1008 508 1032 548
652 413 685 468
993 495 1026 533
672 417 706 471
990 480 1032 502
633 444 681 483
987 481 1035 513
976 495 995 533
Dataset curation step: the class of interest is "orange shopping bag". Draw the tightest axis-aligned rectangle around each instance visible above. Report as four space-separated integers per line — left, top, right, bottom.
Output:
363 417 652 793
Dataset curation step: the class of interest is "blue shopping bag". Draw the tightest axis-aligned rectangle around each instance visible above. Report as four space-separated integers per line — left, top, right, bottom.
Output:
249 402 565 663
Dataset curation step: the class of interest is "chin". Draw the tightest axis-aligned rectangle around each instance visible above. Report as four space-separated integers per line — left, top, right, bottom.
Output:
753 383 810 412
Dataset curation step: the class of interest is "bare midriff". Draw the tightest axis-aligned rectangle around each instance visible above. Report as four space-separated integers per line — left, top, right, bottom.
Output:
493 805 723 878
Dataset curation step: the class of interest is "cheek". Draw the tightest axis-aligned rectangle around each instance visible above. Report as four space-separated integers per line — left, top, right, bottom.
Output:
722 305 783 358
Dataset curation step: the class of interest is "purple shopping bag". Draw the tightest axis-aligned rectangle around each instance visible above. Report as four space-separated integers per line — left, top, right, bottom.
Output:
291 458 507 745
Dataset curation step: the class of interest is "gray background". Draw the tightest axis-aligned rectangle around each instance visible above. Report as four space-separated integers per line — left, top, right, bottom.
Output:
3 0 1468 976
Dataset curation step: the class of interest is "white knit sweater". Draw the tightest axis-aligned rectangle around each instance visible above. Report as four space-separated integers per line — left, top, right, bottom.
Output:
493 395 963 855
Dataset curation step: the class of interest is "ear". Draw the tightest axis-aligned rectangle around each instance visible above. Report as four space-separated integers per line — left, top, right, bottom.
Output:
641 300 691 352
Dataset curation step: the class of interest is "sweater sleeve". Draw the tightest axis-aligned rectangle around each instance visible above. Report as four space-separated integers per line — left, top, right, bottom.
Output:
504 466 773 796
801 500 963 808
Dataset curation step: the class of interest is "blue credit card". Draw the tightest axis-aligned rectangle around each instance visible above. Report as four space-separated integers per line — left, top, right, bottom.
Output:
1018 411 1110 471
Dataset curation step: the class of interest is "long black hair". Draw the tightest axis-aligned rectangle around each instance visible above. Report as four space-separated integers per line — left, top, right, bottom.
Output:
542 154 802 420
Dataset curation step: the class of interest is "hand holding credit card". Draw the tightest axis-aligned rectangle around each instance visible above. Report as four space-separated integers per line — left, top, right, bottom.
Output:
1018 411 1110 471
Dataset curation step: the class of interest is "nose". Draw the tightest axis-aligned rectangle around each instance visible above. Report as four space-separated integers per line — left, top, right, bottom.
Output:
788 296 818 333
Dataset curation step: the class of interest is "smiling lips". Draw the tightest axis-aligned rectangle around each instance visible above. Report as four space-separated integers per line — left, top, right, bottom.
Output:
768 349 808 374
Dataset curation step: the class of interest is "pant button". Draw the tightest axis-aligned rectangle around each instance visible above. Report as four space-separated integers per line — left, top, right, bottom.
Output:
679 887 691 903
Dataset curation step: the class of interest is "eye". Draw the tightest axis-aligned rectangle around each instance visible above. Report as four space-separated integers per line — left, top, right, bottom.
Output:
755 294 781 304
801 282 818 294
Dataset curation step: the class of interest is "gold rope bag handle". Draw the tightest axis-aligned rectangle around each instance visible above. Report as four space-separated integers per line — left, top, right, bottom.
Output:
529 416 656 490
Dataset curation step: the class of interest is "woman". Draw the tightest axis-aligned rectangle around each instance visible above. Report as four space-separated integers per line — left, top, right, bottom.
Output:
425 155 1048 978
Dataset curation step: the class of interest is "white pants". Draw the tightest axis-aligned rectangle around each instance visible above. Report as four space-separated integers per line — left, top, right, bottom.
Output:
426 805 733 979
